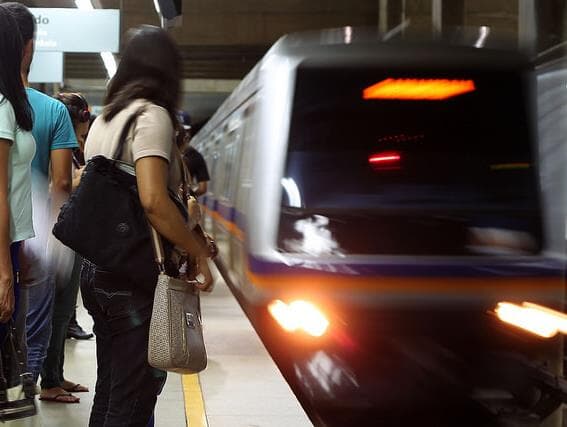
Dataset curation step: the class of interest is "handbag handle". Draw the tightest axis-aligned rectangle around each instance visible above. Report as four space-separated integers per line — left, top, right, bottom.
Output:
111 107 146 162
149 150 194 272
150 225 167 273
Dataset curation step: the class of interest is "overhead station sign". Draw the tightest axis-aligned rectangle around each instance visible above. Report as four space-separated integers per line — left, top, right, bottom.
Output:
30 8 120 53
28 8 119 82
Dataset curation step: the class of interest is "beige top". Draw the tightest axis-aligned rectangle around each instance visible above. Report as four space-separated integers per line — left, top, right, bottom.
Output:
84 99 182 193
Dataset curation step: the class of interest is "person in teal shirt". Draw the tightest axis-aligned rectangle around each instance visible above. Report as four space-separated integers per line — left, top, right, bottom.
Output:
26 87 78 183
3 2 82 403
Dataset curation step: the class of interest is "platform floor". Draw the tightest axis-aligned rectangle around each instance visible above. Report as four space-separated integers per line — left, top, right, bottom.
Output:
37 267 312 426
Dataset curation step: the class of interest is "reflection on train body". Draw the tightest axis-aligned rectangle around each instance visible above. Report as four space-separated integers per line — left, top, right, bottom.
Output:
192 28 567 426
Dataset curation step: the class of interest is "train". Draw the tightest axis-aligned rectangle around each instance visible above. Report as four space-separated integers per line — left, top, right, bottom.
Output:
191 27 567 426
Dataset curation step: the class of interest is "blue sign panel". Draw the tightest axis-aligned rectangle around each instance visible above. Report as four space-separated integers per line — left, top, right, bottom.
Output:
30 8 120 53
29 51 64 83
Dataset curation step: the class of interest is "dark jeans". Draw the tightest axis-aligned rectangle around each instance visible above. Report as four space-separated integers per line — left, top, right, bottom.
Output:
40 253 82 389
80 259 166 427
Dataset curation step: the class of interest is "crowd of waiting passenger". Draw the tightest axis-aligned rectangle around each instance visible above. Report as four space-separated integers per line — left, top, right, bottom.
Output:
0 2 213 425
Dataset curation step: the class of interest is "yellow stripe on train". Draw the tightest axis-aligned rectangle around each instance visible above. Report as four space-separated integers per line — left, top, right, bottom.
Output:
245 270 562 296
203 205 244 241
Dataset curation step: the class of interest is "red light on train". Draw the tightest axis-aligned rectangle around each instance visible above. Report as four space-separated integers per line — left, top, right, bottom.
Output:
363 78 476 100
369 151 401 165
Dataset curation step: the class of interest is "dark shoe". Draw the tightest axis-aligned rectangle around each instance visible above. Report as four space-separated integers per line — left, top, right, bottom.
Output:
67 323 93 340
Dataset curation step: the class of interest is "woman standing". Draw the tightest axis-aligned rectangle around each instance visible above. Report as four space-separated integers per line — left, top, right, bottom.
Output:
81 26 215 426
39 93 92 404
0 5 35 333
0 8 37 423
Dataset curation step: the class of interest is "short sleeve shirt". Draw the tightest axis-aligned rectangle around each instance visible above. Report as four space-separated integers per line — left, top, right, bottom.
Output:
26 88 78 185
84 99 182 193
0 97 36 242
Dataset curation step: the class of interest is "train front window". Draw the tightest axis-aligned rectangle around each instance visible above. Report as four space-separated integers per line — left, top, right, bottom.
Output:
277 66 542 256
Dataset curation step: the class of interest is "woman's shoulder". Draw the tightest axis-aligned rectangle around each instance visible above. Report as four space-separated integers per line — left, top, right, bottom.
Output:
139 100 171 120
0 95 15 115
0 96 16 133
136 101 174 134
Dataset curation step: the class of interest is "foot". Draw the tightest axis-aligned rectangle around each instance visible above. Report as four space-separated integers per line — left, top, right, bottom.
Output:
67 323 94 340
39 387 80 403
61 380 89 393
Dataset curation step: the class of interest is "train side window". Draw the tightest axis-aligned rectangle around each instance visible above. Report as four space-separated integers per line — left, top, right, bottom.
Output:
238 103 255 184
221 128 242 200
209 135 222 198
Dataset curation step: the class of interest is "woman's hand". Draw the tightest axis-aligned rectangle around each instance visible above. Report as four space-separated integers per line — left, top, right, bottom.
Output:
0 271 15 323
72 166 85 191
194 257 214 292
187 196 201 229
205 234 218 258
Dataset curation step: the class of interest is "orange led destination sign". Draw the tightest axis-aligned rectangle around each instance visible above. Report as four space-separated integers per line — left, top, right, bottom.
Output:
363 78 476 101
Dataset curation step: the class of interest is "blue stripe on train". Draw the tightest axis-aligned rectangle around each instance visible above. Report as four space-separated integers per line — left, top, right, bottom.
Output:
247 254 565 278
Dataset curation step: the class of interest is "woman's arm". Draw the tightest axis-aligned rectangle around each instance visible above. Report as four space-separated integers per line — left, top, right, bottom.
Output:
71 165 84 191
136 156 212 258
0 139 14 323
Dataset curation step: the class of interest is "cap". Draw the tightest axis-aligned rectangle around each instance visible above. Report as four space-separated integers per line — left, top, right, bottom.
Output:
178 110 191 130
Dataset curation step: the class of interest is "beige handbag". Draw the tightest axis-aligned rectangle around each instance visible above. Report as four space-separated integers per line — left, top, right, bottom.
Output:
147 226 208 374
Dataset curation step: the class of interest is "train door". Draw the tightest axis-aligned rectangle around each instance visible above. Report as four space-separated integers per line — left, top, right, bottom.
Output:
225 113 246 271
215 117 244 267
233 102 256 285
208 133 222 240
199 137 214 233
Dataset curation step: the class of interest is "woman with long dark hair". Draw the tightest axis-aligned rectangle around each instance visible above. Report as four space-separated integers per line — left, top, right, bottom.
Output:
39 92 92 404
82 25 215 425
0 5 35 330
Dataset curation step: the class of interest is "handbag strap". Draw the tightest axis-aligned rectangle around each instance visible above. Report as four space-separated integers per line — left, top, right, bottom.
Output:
149 141 191 273
150 225 167 273
111 107 147 162
175 147 190 205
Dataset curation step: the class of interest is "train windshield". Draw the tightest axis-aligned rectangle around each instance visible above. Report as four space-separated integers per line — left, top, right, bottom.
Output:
278 66 542 256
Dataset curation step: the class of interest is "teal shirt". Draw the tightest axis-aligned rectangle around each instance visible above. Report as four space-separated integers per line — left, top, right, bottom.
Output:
26 87 78 186
24 88 77 267
0 96 36 242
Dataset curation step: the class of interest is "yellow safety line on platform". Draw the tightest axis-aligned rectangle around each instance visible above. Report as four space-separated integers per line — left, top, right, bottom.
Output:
182 374 208 427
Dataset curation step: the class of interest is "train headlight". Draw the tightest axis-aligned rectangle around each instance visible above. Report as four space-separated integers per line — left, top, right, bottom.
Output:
495 302 567 338
268 299 329 337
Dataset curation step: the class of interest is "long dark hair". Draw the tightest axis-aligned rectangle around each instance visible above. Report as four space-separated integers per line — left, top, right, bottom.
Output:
0 5 32 131
103 25 181 126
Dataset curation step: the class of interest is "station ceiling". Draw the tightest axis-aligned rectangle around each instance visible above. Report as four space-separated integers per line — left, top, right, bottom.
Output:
21 0 381 80
15 0 564 121
14 0 567 82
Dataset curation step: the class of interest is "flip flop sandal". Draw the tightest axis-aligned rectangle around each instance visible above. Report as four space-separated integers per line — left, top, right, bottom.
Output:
39 392 80 403
63 383 89 393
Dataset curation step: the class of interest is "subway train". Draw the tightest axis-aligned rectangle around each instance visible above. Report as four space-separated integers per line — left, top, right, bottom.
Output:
191 28 567 426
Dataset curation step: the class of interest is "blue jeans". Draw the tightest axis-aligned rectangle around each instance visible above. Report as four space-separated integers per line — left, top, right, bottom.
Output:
40 253 82 388
18 237 55 383
24 276 54 383
80 259 166 427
